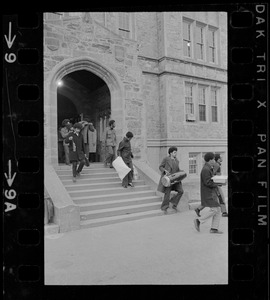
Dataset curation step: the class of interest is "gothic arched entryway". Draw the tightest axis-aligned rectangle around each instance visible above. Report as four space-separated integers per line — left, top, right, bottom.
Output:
57 70 112 163
44 57 124 166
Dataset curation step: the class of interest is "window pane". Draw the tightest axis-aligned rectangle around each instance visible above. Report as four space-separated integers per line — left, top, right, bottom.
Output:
189 154 198 174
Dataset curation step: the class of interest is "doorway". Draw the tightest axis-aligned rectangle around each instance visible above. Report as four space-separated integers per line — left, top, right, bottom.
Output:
57 70 111 164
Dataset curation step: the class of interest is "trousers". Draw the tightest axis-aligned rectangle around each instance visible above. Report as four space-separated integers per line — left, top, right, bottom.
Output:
161 182 183 210
72 159 85 178
198 207 221 230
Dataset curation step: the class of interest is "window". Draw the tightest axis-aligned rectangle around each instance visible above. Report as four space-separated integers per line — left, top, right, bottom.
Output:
198 86 207 121
195 24 205 60
183 20 192 58
189 153 198 174
119 13 130 38
211 88 218 122
185 83 195 120
208 27 217 63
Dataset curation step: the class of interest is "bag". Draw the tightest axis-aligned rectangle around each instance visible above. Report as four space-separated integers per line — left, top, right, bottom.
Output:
112 156 131 180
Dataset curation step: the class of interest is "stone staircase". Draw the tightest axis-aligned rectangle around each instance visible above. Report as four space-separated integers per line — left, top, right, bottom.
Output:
56 163 163 229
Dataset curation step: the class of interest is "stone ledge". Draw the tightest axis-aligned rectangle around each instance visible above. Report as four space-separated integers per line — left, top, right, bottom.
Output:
45 164 80 233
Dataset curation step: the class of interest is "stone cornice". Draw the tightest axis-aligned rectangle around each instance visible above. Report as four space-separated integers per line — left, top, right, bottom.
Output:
147 139 227 147
138 55 227 73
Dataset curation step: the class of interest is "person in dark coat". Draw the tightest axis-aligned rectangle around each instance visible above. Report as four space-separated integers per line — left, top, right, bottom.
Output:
193 152 223 234
117 131 134 188
157 147 185 214
194 153 228 217
65 122 86 182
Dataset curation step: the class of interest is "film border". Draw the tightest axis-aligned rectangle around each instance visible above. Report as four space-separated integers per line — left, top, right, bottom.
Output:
2 4 269 299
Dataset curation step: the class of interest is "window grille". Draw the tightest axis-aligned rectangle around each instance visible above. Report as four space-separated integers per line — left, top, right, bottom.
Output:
185 84 194 115
189 153 198 174
208 28 216 63
198 86 206 121
211 88 218 122
183 21 192 57
119 12 130 38
196 25 204 60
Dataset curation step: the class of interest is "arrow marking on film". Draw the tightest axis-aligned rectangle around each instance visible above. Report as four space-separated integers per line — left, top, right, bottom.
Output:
4 160 16 187
4 22 16 49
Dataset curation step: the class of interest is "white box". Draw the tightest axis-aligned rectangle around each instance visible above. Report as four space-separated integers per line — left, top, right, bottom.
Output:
212 175 228 185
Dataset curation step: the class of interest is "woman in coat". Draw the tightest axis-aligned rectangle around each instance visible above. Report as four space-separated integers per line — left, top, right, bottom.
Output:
194 152 223 234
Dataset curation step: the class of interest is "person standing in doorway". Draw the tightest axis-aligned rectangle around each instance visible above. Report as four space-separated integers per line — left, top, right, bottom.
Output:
157 147 185 214
80 118 94 166
60 119 72 165
117 131 134 188
65 122 86 182
193 152 223 234
89 122 97 162
104 120 117 168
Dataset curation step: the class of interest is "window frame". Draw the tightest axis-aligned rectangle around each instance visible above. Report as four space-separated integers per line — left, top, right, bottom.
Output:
195 22 206 61
189 153 199 175
211 87 219 123
118 12 131 39
185 82 195 121
183 18 193 58
208 26 218 64
198 85 207 122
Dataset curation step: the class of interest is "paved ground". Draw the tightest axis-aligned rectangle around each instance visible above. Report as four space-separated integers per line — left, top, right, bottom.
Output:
45 210 228 285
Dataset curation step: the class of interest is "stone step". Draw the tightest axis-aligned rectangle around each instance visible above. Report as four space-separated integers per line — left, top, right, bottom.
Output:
65 180 145 191
61 176 120 185
80 209 163 229
69 185 150 198
56 167 116 175
72 190 157 204
78 195 161 212
58 172 118 180
57 162 105 169
80 202 161 221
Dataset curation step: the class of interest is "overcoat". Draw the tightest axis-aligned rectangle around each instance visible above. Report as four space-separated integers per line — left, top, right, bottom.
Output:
65 132 85 162
89 129 97 153
200 162 220 207
157 156 184 193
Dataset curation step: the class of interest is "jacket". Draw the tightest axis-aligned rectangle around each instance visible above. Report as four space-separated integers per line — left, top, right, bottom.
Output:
117 137 133 163
200 162 220 207
65 132 85 162
104 127 117 147
157 156 184 193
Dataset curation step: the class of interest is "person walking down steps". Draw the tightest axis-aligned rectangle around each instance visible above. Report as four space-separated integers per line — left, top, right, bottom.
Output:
117 131 134 188
65 122 87 183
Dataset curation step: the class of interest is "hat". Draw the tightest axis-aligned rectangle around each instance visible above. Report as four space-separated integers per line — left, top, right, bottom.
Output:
214 153 221 161
62 119 70 126
204 152 215 162
73 122 83 130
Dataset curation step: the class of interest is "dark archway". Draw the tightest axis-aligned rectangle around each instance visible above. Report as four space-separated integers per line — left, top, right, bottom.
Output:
57 70 111 163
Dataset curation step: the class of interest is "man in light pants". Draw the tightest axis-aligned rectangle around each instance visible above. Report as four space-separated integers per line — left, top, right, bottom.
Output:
194 152 223 234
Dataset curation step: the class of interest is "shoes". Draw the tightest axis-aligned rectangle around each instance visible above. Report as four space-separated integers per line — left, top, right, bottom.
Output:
72 177 76 183
128 183 134 187
194 219 200 232
109 165 113 168
210 228 223 234
222 212 228 217
195 208 201 217
167 208 177 214
161 208 176 215
172 205 178 212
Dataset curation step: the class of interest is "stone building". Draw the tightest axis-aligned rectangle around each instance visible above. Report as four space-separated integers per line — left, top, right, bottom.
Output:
44 11 227 200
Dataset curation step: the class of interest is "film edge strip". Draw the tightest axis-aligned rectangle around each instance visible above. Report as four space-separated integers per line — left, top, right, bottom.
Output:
2 5 269 299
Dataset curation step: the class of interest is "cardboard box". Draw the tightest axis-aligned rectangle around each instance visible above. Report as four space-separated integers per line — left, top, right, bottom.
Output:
212 175 228 185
